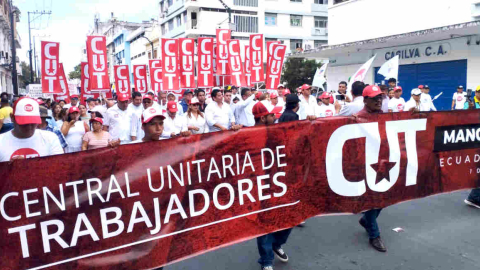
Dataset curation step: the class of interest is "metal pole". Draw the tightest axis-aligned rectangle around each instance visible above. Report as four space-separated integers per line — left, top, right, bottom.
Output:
10 1 18 95
28 12 33 84
33 36 37 82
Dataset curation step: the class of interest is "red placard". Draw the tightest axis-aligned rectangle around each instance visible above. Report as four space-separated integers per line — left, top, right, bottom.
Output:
80 62 99 102
86 36 110 92
215 29 231 76
178 38 195 89
197 38 214 88
265 44 286 90
249 34 265 83
133 65 148 94
41 41 62 93
162 38 180 91
149 59 163 93
55 63 71 101
227 39 246 87
244 45 253 87
266 41 281 68
114 65 132 97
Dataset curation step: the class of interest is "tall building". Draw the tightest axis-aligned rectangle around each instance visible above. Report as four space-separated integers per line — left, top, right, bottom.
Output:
0 2 21 95
159 0 328 53
294 0 480 110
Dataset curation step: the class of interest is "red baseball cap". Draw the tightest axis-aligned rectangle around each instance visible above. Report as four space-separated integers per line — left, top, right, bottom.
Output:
142 94 153 100
89 117 103 125
363 85 383 98
68 106 80 114
167 101 178 112
117 93 130 102
270 92 278 99
301 84 311 90
12 97 41 125
283 89 291 95
320 92 331 99
394 86 403 92
418 85 424 89
36 99 45 105
252 100 282 118
142 107 166 123
255 91 263 100
71 94 79 98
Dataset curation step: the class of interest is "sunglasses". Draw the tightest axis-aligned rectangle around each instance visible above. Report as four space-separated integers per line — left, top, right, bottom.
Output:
191 104 200 106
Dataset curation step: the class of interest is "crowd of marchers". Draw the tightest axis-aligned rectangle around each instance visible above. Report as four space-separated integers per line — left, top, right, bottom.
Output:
1 80 480 270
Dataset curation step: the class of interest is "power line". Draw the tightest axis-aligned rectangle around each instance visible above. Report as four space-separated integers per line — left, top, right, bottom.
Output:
28 10 52 84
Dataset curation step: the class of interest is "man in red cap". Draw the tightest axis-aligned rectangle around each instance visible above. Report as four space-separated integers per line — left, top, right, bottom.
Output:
163 100 190 138
63 94 79 110
131 107 166 143
0 97 63 161
104 93 136 144
270 92 279 106
253 100 290 270
298 84 317 120
387 86 405 112
314 92 335 117
131 94 155 141
355 85 387 252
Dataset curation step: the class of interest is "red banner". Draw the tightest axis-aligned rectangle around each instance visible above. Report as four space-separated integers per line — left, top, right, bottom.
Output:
162 38 180 91
249 34 264 83
86 36 110 92
244 45 253 87
215 29 231 76
197 37 214 88
114 65 132 97
133 65 148 94
80 62 99 102
227 39 246 87
266 41 281 68
149 59 163 93
56 63 71 101
178 38 195 89
212 43 222 87
41 41 62 94
265 44 286 90
3 111 479 270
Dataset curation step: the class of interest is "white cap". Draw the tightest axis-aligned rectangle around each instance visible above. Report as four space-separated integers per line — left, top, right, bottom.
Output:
411 88 422 95
142 107 166 124
13 97 41 125
190 97 200 105
88 105 107 114
277 84 285 89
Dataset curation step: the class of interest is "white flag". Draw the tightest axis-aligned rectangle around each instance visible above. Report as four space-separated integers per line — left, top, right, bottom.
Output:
312 63 328 88
348 55 376 92
377 55 399 80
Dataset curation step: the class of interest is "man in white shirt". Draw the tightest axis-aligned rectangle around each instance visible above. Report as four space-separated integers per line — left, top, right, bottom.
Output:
205 89 241 132
315 92 336 117
128 91 144 117
298 84 317 120
338 81 365 116
404 88 423 112
452 85 467 110
104 93 135 144
0 97 63 162
388 86 406 112
166 92 184 116
380 85 390 113
234 87 256 127
131 94 154 141
154 90 168 114
420 85 437 111
231 86 241 102
163 101 190 138
63 94 80 110
131 107 166 144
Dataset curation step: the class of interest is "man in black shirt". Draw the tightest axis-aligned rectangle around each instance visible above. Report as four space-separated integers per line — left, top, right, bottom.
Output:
278 94 300 123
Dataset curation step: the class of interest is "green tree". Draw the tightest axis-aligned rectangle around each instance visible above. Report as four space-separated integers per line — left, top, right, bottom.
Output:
68 64 81 80
18 61 32 89
282 58 322 90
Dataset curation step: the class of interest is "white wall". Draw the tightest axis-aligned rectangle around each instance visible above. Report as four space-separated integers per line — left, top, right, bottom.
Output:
326 37 480 91
328 0 475 45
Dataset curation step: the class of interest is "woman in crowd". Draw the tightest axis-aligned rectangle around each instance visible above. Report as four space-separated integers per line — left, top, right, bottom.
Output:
56 108 68 128
186 97 209 134
51 102 62 122
61 106 89 153
58 100 66 108
78 104 91 121
82 117 119 150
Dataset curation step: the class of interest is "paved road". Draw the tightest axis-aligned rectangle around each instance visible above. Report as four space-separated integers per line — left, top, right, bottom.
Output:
167 190 480 270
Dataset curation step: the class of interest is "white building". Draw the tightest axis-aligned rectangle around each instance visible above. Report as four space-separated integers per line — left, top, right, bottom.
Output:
0 4 21 96
292 0 480 110
159 0 329 54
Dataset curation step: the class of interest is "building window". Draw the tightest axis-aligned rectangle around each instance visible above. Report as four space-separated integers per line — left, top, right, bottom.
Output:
234 15 258 33
333 0 350 4
183 11 187 23
314 17 327 28
314 0 327 3
167 0 173 6
314 40 327 48
234 0 258 7
290 0 302 2
265 13 277 26
290 39 303 50
176 15 181 27
168 20 174 31
290 15 302 27
162 24 166 35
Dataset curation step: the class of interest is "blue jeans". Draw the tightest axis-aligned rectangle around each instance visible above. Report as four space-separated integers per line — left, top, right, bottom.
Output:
468 188 480 202
361 209 382 239
0 123 13 134
257 228 292 267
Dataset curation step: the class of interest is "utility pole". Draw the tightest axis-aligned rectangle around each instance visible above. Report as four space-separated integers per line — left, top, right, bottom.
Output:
9 0 18 95
28 10 52 84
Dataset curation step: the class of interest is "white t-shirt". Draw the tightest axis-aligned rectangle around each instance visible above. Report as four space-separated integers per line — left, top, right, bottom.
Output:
104 104 135 144
388 97 406 112
205 102 235 132
298 95 317 120
404 99 421 112
314 103 336 118
420 93 437 111
453 92 467 110
0 130 64 162
163 114 188 136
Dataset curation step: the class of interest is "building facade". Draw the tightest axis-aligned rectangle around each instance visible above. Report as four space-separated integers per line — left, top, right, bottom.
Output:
292 0 480 110
0 1 21 96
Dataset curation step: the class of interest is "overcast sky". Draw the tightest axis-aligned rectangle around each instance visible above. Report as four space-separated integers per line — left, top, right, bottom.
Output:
15 0 158 75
